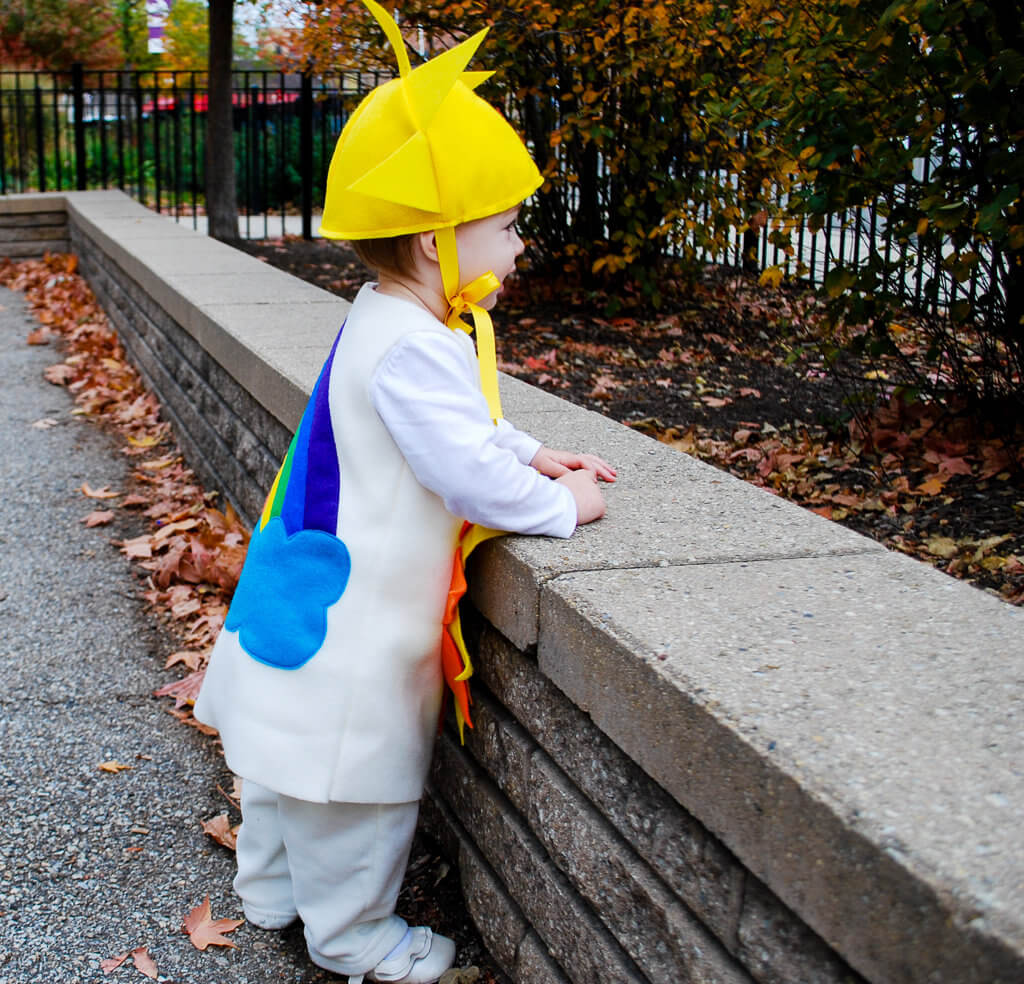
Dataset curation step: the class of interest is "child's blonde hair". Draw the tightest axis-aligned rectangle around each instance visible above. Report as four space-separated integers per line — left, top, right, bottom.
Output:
350 234 418 281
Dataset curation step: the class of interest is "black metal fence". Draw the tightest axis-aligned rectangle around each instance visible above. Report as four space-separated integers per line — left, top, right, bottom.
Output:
0 65 384 238
0 65 987 316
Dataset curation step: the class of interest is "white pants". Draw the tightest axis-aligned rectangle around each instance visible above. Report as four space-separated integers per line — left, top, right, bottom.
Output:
235 780 419 976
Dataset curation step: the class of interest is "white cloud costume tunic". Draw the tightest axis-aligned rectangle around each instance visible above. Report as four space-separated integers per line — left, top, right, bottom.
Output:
194 284 575 805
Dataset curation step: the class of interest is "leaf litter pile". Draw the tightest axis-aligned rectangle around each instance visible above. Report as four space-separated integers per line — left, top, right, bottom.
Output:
236 235 1024 605
0 250 503 982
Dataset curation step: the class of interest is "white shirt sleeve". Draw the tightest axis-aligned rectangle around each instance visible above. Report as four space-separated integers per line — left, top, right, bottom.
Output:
370 330 577 538
493 417 542 465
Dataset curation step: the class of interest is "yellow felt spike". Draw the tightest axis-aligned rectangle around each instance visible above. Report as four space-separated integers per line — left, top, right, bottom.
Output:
349 130 442 213
461 70 494 90
363 0 411 78
405 28 490 131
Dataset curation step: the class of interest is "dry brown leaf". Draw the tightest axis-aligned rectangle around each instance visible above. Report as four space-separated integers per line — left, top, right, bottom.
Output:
26 326 50 345
201 813 239 851
81 482 121 499
916 475 947 496
154 668 206 708
925 536 960 559
153 517 200 542
131 946 157 979
126 434 161 448
182 895 243 950
119 535 153 559
100 951 129 974
98 760 133 773
83 510 115 527
31 417 59 429
165 650 203 671
140 456 177 471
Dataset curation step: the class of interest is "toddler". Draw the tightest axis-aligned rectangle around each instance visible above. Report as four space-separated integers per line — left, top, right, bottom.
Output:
194 3 614 981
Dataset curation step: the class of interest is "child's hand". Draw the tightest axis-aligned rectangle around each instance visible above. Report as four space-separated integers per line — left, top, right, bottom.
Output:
531 446 617 482
556 469 606 525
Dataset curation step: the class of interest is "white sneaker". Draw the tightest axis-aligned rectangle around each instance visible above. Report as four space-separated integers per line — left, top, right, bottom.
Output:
349 927 456 984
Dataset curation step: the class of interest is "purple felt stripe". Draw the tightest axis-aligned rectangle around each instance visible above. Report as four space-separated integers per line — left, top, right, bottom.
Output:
302 323 345 533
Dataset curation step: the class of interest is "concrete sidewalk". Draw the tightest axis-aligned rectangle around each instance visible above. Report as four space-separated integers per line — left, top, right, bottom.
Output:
0 286 326 982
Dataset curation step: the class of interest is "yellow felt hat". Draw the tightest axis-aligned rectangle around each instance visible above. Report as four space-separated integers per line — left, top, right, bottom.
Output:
319 1 541 422
318 1 542 241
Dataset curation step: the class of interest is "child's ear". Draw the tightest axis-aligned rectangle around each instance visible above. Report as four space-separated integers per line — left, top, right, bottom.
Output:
416 230 439 264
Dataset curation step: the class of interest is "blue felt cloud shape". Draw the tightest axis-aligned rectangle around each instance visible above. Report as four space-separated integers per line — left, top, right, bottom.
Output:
225 516 351 669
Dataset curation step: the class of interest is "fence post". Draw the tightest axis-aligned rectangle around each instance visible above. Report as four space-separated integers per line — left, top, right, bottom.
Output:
72 62 87 190
299 70 313 240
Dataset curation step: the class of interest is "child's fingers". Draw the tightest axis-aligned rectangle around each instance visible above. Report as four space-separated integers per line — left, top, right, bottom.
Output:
576 454 617 481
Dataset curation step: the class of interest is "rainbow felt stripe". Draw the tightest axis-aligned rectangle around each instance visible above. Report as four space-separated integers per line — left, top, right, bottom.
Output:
259 324 345 536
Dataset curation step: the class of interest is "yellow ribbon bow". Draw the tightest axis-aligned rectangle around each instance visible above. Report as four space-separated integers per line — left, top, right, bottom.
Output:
435 224 504 422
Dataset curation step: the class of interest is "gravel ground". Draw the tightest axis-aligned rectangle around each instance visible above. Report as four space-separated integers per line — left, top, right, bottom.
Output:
0 285 334 983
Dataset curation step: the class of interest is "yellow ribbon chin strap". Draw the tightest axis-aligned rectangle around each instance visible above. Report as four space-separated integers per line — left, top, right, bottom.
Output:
435 224 504 422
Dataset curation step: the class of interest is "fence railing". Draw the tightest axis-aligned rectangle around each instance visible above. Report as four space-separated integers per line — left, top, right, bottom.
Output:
0 65 984 315
0 66 384 238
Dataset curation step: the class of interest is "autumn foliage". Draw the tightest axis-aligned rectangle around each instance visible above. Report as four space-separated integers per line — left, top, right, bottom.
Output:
278 0 799 304
0 0 123 69
280 0 1022 422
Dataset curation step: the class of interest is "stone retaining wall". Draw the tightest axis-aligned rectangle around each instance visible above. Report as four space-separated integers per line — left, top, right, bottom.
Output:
3 191 1021 984
0 194 69 259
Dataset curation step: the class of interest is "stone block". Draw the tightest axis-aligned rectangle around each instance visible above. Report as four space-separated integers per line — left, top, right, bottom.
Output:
538 553 1024 984
737 877 863 984
514 931 572 984
475 627 746 948
432 735 647 984
459 836 529 974
464 690 751 983
469 410 880 649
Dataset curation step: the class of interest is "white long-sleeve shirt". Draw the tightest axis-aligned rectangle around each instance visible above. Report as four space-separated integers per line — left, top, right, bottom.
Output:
371 321 576 538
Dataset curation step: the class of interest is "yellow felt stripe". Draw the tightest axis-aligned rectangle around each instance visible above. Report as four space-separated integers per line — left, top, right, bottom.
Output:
259 463 285 531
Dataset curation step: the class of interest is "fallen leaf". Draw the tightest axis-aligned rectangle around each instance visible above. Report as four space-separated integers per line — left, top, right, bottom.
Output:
131 947 157 979
100 951 129 974
182 895 243 950
165 650 203 671
139 456 177 471
201 813 239 851
83 510 115 527
26 327 50 345
98 760 133 773
701 396 733 408
126 434 161 448
81 482 121 499
925 536 959 559
31 417 59 429
154 668 206 708
916 475 947 496
119 535 153 559
43 360 75 384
